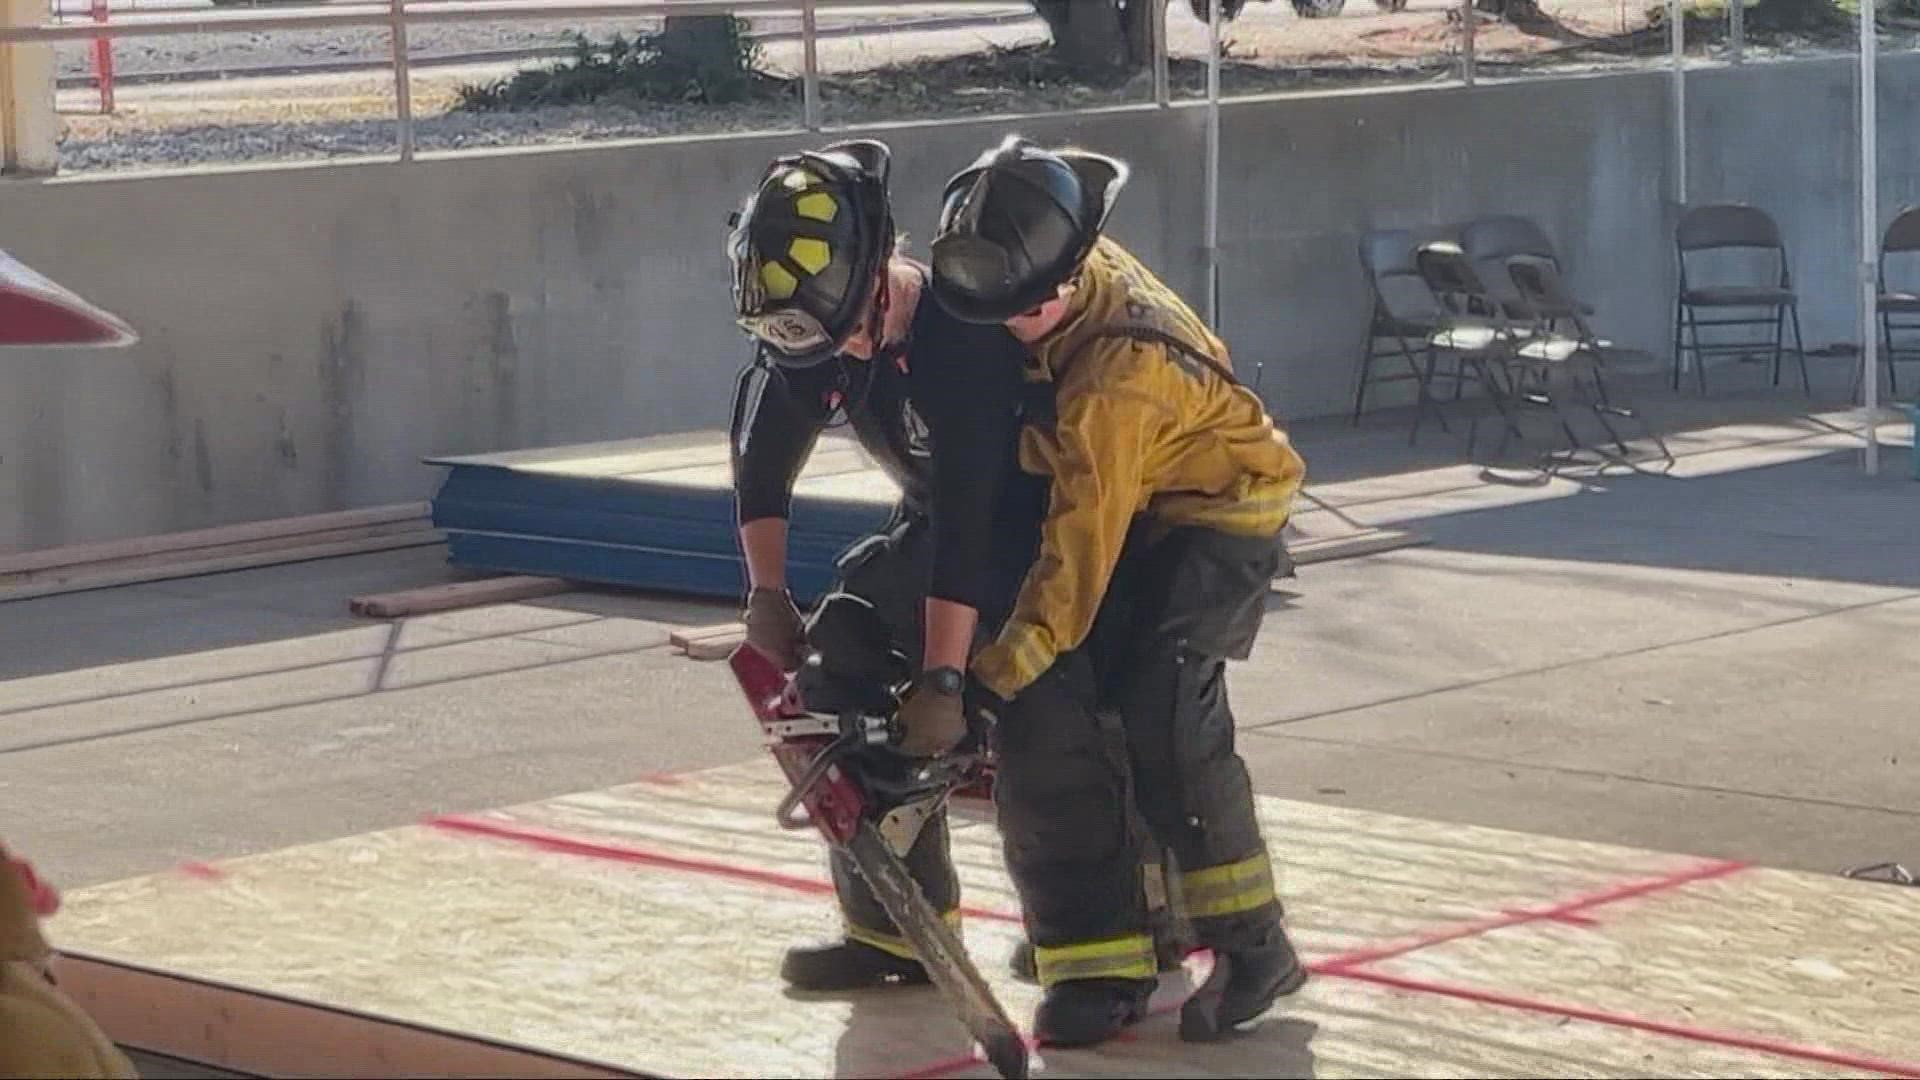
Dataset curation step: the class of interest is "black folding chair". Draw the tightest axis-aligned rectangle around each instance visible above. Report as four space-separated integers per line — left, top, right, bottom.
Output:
1413 239 1538 459
1353 228 1469 441
1507 254 1674 473
1460 214 1597 326
1871 205 1920 400
1672 204 1809 395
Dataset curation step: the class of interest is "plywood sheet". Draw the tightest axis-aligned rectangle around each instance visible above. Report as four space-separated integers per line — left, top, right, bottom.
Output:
1364 866 1920 1073
492 760 1711 964
47 758 1920 1078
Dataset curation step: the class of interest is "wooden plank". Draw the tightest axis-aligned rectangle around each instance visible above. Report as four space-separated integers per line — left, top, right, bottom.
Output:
1288 526 1430 567
1 520 434 590
0 532 445 603
670 622 746 661
54 953 650 1079
0 503 432 576
680 636 743 661
348 575 572 619
669 622 745 647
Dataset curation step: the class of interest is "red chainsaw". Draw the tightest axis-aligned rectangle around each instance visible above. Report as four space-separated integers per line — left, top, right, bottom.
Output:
727 641 1027 1080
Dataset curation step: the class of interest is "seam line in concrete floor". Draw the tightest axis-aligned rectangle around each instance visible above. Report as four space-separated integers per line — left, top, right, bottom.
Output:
0 613 623 719
1250 729 1920 821
1243 588 1920 735
501 629 680 655
0 636 687 759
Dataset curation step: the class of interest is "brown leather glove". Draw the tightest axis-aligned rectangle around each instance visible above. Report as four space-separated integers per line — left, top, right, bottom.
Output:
895 668 969 758
742 587 805 671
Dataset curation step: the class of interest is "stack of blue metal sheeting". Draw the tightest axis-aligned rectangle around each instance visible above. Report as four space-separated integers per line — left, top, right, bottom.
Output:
425 432 896 604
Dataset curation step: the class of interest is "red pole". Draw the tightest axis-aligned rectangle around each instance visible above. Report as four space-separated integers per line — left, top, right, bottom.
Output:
91 0 114 114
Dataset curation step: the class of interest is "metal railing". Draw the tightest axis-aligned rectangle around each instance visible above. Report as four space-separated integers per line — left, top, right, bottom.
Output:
0 0 1054 161
0 0 1787 168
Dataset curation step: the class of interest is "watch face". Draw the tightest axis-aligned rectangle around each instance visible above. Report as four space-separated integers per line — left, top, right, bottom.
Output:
928 667 964 694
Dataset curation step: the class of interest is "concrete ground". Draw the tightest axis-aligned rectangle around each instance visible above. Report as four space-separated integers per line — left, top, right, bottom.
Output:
3 369 1916 907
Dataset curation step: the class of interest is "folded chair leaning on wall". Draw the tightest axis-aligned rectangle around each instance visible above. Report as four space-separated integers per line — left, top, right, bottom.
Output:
1506 253 1675 474
1411 238 1539 460
1459 214 1597 327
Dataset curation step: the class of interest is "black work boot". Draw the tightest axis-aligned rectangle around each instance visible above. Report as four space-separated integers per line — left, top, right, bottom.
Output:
1179 924 1309 1042
780 939 930 991
1033 978 1156 1048
1009 935 1190 985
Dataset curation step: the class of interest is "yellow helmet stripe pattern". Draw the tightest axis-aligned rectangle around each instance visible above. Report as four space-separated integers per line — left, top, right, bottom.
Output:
794 191 839 222
759 261 800 301
788 237 833 275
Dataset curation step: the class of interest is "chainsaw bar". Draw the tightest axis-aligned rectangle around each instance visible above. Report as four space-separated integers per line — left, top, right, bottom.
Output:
846 820 1030 1080
728 645 1028 1080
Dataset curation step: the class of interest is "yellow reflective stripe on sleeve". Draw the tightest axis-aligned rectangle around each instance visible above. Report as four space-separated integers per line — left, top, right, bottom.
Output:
972 621 1049 702
1179 852 1277 920
970 642 1019 703
1034 934 1158 987
845 909 962 961
1003 623 1053 692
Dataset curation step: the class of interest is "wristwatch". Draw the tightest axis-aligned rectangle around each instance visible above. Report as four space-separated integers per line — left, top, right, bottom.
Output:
921 666 965 696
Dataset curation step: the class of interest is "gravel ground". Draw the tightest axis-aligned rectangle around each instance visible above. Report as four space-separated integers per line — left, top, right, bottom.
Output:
49 5 1033 81
55 21 632 82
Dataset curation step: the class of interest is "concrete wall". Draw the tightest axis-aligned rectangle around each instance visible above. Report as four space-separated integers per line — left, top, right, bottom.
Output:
1687 54 1920 349
2 52 1913 550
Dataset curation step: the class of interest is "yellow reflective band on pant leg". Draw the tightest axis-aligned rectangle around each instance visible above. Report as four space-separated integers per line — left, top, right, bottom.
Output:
1033 934 1158 987
845 910 962 961
1179 852 1277 920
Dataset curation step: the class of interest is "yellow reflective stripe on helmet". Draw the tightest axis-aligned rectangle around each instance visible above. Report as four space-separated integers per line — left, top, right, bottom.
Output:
794 191 839 222
760 261 800 301
788 236 832 274
1034 934 1157 987
1179 852 1277 920
845 910 962 961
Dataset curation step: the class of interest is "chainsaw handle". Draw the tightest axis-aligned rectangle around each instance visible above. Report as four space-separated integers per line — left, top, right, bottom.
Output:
775 791 813 831
774 729 861 831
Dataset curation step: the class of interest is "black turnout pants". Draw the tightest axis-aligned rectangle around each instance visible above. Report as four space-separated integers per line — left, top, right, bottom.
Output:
798 509 962 957
992 523 1290 987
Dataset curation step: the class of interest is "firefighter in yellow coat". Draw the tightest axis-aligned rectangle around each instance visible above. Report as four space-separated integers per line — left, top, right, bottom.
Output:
1 844 140 1079
926 135 1310 1048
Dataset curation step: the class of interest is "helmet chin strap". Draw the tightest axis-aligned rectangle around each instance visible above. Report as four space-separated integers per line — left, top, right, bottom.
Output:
818 269 893 430
867 272 891 348
841 266 894 360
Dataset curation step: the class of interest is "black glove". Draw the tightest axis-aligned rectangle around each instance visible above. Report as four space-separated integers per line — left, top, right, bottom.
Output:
742 587 805 671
